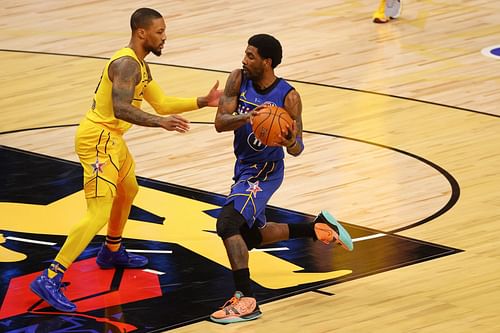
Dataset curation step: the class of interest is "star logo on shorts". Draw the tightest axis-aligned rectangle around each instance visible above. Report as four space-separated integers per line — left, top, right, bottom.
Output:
246 180 262 198
91 158 106 173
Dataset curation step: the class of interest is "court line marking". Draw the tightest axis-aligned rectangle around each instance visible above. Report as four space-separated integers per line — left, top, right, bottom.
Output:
5 236 56 246
143 269 166 275
251 233 388 251
352 233 386 242
5 234 387 249
126 249 173 254
252 247 290 252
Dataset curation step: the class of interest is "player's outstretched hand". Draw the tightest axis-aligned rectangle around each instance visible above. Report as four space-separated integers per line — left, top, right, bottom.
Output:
199 80 223 107
159 114 190 132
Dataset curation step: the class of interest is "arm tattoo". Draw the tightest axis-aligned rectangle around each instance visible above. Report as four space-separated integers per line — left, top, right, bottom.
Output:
215 70 246 132
224 72 240 98
111 57 161 127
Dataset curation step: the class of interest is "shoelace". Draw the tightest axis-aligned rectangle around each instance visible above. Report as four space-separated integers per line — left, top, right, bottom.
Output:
220 296 239 309
54 281 70 294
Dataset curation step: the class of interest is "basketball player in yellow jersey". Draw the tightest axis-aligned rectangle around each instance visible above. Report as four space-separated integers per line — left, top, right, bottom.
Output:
30 8 222 312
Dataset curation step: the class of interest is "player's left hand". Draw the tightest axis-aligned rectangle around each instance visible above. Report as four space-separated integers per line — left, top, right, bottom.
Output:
199 80 222 107
274 120 298 147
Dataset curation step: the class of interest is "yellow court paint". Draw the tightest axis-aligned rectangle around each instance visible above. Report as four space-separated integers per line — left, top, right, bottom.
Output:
1 185 349 288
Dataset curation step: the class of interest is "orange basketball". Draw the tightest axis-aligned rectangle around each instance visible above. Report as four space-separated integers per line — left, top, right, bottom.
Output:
252 105 293 146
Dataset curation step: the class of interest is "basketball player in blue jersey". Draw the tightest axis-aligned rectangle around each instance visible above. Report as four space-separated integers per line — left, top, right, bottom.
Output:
210 34 354 324
29 8 221 313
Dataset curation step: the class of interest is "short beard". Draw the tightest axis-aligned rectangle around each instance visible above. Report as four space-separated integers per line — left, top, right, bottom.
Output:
145 42 162 57
247 68 263 81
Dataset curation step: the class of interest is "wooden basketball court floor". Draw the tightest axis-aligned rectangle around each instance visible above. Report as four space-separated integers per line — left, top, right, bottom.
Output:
1 1 500 332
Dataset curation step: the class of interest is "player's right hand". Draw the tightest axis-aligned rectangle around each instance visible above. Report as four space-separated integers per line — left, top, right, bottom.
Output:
159 114 190 132
248 104 267 125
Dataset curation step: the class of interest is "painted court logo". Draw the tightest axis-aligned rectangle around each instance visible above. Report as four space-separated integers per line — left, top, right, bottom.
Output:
0 258 161 332
481 45 500 59
0 146 461 331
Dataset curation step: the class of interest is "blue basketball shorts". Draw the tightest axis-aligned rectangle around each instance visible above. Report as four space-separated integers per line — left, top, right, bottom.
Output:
224 159 284 228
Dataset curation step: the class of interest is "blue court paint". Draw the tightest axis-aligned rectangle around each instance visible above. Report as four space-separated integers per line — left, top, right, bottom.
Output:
481 45 500 59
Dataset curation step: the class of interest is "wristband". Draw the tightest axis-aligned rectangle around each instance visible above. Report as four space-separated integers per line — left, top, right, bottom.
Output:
287 136 303 149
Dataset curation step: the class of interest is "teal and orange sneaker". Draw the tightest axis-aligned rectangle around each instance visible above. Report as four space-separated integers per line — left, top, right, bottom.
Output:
314 210 354 251
210 291 262 324
30 269 76 312
96 244 148 269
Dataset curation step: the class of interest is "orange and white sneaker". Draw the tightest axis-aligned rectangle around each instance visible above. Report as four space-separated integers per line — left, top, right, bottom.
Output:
314 210 354 251
210 291 262 324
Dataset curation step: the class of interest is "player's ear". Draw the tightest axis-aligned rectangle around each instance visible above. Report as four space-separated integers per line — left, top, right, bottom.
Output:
137 28 146 40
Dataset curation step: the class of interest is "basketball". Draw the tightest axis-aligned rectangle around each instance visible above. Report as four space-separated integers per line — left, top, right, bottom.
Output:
252 105 293 146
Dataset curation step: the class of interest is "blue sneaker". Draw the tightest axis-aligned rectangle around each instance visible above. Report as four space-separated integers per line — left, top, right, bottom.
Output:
314 210 354 251
96 244 148 269
30 269 76 312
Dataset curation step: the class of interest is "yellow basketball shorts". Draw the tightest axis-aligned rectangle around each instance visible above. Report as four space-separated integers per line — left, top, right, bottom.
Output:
75 118 135 198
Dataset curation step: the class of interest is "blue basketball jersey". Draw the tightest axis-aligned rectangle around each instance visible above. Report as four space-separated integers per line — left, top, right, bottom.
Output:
234 72 294 163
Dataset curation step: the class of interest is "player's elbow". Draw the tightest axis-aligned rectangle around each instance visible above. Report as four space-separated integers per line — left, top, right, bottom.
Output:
114 107 125 120
215 124 224 133
214 118 224 132
113 102 131 121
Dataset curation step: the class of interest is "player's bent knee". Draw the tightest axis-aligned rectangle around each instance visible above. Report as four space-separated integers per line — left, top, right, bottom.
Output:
121 180 138 200
216 203 246 240
240 224 263 250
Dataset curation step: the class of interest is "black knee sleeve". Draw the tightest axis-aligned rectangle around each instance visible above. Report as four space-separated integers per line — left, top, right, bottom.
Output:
240 224 263 251
216 203 246 240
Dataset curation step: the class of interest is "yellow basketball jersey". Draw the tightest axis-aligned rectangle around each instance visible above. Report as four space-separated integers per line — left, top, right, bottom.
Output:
86 47 148 134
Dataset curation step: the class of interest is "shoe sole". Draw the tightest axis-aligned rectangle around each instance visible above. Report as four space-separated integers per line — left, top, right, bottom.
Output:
96 258 149 269
373 17 389 23
321 210 354 251
30 282 76 312
96 251 149 269
210 310 262 324
96 262 148 269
